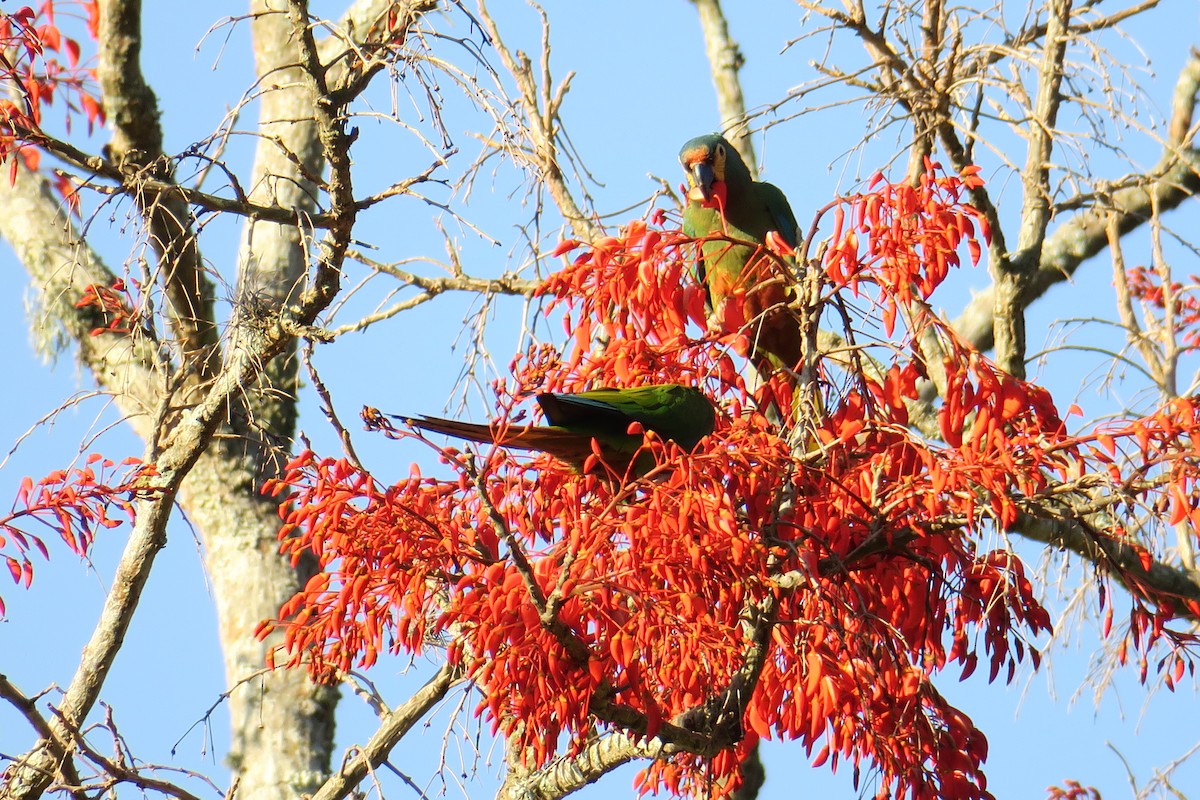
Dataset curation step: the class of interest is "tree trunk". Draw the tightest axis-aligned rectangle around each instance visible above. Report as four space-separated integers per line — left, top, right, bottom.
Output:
178 2 340 797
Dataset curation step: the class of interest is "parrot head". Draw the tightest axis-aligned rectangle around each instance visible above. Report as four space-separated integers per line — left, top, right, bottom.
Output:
679 133 744 208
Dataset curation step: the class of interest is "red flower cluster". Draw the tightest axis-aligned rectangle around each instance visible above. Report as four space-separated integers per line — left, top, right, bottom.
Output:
74 278 138 335
1 454 152 617
0 3 103 205
265 164 1199 798
1124 265 1200 351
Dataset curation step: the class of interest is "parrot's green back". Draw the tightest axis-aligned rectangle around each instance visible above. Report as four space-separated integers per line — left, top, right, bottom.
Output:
400 384 716 475
680 133 801 369
538 384 716 454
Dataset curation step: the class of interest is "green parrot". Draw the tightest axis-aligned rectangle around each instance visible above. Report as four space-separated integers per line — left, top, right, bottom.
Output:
398 384 716 475
679 132 802 369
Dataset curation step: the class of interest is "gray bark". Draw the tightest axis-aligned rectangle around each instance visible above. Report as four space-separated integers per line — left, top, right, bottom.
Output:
191 2 340 796
0 0 345 796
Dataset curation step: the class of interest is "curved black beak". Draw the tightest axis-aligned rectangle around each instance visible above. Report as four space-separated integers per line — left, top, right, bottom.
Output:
689 161 716 201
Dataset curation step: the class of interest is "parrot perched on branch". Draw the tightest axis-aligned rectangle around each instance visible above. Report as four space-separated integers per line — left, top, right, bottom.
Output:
396 384 716 475
679 132 802 370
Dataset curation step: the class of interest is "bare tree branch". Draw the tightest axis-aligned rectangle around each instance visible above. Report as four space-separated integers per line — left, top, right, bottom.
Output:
689 0 756 172
96 0 219 379
12 125 338 225
0 678 85 798
498 733 649 800
476 0 602 242
327 250 537 336
952 50 1200 354
309 665 460 800
1012 511 1200 613
1 474 173 800
59 716 208 800
0 167 166 439
992 0 1072 378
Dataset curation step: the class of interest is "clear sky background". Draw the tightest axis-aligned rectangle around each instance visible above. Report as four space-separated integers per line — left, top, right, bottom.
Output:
2 2 1200 798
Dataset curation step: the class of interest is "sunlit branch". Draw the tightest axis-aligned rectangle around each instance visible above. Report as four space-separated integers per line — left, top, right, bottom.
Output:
476 1 602 242
22 125 338 226
54 710 209 800
951 49 1200 354
1 479 174 800
955 0 1162 80
309 664 461 800
994 0 1071 379
498 733 649 800
323 227 537 335
688 0 756 172
0 678 85 799
1108 214 1166 389
282 0 358 317
1011 510 1200 616
96 0 219 378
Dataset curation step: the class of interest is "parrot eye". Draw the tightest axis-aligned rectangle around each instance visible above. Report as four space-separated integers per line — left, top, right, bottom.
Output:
712 142 727 180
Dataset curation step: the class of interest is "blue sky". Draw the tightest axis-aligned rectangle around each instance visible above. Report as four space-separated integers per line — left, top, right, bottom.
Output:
2 2 1200 798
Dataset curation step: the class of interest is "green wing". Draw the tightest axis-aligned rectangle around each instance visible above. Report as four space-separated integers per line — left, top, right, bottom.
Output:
402 385 715 476
758 181 800 249
537 385 715 451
